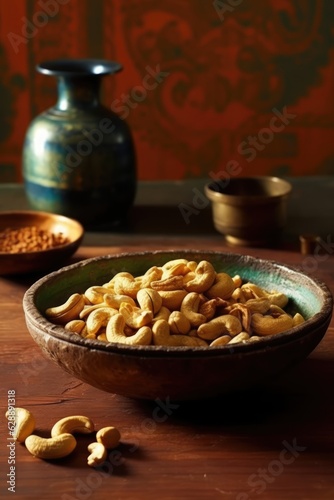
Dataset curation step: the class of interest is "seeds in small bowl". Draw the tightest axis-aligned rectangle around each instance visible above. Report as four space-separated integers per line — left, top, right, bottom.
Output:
0 210 84 275
0 226 70 253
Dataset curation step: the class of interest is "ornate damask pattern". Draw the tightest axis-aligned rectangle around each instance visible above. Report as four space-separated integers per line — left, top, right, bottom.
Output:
29 0 89 116
0 0 28 181
0 0 333 182
0 0 88 181
117 0 334 178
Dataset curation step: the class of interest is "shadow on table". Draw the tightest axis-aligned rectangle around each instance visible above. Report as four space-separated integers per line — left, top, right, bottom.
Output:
130 356 334 432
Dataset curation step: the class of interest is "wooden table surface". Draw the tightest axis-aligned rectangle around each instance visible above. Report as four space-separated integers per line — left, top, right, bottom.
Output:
1 236 334 500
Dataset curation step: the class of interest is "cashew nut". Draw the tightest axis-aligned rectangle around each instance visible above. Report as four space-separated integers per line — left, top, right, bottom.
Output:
197 314 242 340
229 303 251 332
241 283 267 300
198 298 218 321
268 304 287 316
104 293 136 309
25 433 77 459
84 286 112 304
151 275 184 291
182 271 195 284
114 267 162 297
87 442 107 467
97 332 107 342
113 273 141 298
228 306 242 323
161 258 189 273
86 307 118 335
158 290 188 310
293 312 305 326
5 407 35 442
64 319 86 334
232 275 242 287
80 326 96 339
209 335 231 347
186 261 198 272
183 260 216 293
119 302 153 329
168 311 191 335
151 306 171 323
152 319 207 347
79 303 109 319
106 313 152 345
241 284 288 309
101 280 115 292
206 272 235 299
180 292 207 327
247 335 262 343
251 313 294 336
228 332 250 344
161 261 189 279
51 415 95 437
231 287 247 303
123 324 136 336
188 328 200 337
103 271 132 289
137 288 162 314
45 293 85 325
245 297 271 314
137 266 163 287
96 426 121 449
266 291 289 309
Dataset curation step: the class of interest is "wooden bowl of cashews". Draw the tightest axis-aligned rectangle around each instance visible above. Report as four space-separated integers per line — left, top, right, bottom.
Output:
23 250 333 401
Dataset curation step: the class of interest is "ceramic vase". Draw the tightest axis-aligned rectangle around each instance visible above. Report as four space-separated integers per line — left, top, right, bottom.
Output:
22 59 137 228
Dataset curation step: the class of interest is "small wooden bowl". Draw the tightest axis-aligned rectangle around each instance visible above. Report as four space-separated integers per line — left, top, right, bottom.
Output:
23 250 333 401
0 211 84 275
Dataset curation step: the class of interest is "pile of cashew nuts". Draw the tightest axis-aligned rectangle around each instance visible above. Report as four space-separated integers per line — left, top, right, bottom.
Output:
5 407 120 464
45 258 306 347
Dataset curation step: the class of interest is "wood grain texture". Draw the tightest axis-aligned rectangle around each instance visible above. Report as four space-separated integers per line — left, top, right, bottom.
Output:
1 240 334 499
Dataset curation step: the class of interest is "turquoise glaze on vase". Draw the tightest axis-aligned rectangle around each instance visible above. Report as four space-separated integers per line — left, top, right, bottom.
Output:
23 59 136 227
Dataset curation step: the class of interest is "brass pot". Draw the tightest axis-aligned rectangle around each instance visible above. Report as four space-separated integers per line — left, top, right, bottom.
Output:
205 176 292 246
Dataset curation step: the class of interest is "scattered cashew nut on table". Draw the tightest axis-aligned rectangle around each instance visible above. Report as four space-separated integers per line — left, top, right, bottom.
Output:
25 433 77 459
87 442 107 467
5 407 35 442
5 408 122 466
96 426 121 449
51 415 95 437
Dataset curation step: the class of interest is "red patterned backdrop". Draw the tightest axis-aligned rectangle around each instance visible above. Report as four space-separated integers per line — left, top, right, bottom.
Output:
0 0 333 182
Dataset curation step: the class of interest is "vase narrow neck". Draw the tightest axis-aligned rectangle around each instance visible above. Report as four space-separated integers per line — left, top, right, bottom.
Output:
55 76 102 111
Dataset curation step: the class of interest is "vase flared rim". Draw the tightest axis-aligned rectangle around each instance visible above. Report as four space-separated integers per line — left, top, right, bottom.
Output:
36 59 122 77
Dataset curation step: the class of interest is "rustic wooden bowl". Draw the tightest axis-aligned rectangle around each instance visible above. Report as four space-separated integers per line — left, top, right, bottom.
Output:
23 250 333 401
0 210 84 275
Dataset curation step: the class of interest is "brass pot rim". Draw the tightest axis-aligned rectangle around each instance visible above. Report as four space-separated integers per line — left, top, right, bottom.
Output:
205 176 292 205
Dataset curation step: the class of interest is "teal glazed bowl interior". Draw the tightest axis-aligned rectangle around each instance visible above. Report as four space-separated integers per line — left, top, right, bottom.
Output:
23 250 333 401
